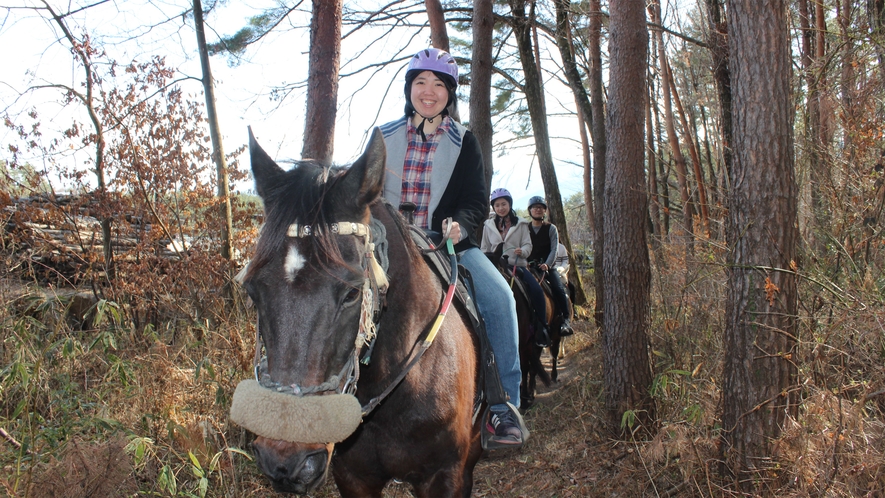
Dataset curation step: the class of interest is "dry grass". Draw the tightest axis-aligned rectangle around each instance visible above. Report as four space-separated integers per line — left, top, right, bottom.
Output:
2 252 885 496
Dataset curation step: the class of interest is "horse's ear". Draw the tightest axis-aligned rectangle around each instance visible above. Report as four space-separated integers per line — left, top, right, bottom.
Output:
337 128 386 208
494 243 504 260
249 127 285 200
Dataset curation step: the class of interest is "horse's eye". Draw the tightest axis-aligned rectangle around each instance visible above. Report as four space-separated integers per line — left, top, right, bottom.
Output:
343 287 361 306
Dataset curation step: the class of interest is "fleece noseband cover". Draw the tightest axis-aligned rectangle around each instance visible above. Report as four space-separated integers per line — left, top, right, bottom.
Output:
230 379 362 443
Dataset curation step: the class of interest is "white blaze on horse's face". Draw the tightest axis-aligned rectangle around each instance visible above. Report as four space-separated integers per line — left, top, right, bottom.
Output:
284 244 306 283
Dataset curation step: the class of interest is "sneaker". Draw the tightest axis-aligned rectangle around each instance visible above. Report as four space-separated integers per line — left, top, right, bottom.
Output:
486 410 523 446
559 318 574 336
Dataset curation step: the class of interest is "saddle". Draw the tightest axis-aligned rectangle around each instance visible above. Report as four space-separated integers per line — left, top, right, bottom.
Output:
409 228 508 408
528 265 556 305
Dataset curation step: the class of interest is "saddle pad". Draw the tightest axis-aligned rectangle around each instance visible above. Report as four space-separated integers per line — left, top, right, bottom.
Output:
409 229 482 331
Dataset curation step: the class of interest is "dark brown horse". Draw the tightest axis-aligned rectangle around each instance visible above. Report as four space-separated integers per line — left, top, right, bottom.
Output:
528 264 572 382
485 245 550 407
234 129 483 496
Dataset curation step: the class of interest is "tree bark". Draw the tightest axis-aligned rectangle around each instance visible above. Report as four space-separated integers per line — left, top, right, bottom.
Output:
603 0 655 434
588 0 607 328
507 0 572 251
646 82 663 249
193 0 233 261
720 0 800 490
650 3 694 250
553 0 589 307
471 0 495 196
302 0 342 165
576 100 595 243
651 71 671 237
669 63 710 233
659 49 695 251
704 0 733 204
553 0 595 139
425 0 450 52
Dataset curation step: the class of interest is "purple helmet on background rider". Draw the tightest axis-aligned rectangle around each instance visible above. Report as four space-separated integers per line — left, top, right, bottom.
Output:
404 48 459 117
490 188 513 208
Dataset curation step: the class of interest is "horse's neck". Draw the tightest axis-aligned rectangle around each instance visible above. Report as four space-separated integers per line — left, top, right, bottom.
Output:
373 204 444 342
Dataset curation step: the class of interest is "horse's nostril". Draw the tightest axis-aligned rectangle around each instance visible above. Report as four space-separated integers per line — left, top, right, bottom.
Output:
302 452 326 477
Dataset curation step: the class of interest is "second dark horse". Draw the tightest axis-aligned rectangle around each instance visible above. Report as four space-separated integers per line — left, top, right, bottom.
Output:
485 244 551 407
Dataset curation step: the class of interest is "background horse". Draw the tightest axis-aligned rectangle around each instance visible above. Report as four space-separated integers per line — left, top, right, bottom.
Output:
528 264 572 382
237 129 483 496
484 245 550 407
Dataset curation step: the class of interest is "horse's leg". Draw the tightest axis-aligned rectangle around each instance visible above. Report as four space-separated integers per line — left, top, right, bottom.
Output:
457 427 483 498
550 335 561 382
529 368 537 401
521 365 532 408
413 460 480 498
411 413 482 498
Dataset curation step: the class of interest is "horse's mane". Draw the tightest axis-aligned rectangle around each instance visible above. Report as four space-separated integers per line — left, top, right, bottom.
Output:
246 161 350 281
373 198 421 264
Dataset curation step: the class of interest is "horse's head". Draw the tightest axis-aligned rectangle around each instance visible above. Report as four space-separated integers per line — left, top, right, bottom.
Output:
484 243 509 275
231 128 387 494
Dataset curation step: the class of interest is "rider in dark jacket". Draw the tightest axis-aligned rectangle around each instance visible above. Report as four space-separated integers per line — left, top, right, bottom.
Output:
380 48 526 447
526 196 574 336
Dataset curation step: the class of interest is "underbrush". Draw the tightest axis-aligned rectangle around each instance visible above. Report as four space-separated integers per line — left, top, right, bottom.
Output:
0 272 267 497
0 233 883 496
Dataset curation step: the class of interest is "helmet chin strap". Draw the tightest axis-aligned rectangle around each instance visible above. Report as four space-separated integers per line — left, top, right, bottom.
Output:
414 111 443 142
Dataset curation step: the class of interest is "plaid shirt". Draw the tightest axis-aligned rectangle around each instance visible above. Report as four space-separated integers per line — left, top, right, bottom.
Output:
402 117 451 228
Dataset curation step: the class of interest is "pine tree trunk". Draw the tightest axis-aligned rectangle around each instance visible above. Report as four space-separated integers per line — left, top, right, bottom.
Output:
301 0 341 165
588 0 607 328
425 0 449 51
603 0 655 434
508 0 571 250
193 0 233 261
721 0 800 490
470 0 495 193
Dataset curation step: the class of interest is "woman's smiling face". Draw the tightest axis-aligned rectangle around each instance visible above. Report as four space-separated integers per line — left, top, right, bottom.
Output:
493 198 511 218
410 71 449 118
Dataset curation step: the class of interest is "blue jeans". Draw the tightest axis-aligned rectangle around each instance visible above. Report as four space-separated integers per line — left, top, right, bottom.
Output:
459 247 521 409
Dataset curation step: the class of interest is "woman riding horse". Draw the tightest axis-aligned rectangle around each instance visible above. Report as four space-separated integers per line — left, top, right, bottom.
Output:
481 187 551 348
378 48 526 446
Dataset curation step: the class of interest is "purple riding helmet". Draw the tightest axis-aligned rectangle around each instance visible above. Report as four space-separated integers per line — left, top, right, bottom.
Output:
490 188 513 207
406 48 458 88
404 48 459 119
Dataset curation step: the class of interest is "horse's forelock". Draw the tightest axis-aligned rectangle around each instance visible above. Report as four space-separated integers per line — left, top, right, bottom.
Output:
245 162 360 282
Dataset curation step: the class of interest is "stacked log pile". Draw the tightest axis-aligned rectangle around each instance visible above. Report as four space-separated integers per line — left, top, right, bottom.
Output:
2 194 185 280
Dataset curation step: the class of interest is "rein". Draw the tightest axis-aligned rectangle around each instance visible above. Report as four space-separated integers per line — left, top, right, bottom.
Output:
252 213 458 419
361 230 457 415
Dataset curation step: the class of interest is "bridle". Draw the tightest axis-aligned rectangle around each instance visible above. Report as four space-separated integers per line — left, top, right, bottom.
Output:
252 220 387 402
251 213 458 418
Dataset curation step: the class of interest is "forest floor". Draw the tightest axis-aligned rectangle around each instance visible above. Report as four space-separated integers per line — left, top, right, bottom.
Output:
325 318 670 498
7 273 883 497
